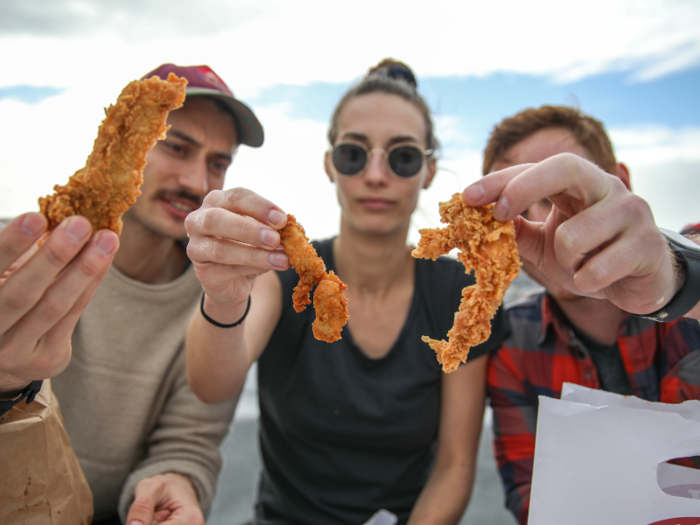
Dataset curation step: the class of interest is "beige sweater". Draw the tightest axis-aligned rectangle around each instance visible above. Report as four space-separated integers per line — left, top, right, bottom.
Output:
52 264 237 521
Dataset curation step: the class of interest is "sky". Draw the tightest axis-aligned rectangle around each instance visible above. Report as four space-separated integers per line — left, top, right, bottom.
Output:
1 0 699 245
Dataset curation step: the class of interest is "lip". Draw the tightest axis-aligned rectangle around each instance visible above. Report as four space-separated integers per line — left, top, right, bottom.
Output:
357 197 395 211
160 195 199 220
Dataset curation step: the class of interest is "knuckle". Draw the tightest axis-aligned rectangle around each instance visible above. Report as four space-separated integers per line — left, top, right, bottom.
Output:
184 209 199 233
248 248 258 267
238 216 257 242
1 240 24 264
2 292 31 314
40 295 68 321
200 208 221 233
210 238 229 264
556 152 581 171
581 258 609 292
75 254 102 280
42 242 71 269
200 191 216 208
224 187 248 207
128 499 154 516
185 241 200 262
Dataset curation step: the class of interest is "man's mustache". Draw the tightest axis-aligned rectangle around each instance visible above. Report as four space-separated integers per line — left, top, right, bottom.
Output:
156 189 203 209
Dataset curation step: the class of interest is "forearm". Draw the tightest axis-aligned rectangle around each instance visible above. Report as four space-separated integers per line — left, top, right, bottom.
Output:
407 461 473 525
121 378 237 520
185 295 251 404
409 360 487 525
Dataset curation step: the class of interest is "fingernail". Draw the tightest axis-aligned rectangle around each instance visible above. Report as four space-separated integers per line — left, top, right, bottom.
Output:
465 184 484 202
65 217 91 242
20 214 45 237
269 209 286 227
269 252 288 268
95 232 118 256
260 229 278 247
494 196 509 220
129 521 144 525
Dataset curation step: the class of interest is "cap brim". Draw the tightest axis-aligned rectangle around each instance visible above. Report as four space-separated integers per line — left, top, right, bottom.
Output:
185 87 264 148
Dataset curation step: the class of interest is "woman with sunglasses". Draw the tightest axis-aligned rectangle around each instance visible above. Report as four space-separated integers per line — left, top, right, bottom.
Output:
185 59 507 525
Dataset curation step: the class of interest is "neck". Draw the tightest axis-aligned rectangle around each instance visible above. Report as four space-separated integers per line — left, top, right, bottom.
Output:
333 222 414 295
113 217 188 285
554 294 627 345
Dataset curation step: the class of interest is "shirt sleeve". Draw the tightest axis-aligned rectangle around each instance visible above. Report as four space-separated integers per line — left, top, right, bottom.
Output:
118 351 237 521
660 319 700 403
487 342 537 525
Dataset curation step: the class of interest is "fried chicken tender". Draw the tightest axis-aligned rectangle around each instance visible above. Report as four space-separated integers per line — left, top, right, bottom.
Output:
39 73 188 235
279 215 327 312
312 272 349 343
412 193 521 373
279 214 349 342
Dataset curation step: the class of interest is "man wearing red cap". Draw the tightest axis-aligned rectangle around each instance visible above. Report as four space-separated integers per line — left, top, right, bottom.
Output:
0 63 264 525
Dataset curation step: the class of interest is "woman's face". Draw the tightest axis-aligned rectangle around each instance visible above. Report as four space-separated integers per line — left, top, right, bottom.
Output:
325 92 436 237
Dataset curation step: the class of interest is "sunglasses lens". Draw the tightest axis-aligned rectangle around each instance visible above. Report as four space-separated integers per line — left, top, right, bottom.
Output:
333 143 367 176
388 146 424 177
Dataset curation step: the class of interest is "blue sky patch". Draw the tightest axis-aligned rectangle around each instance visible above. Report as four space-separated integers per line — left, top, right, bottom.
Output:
250 67 700 151
0 85 65 104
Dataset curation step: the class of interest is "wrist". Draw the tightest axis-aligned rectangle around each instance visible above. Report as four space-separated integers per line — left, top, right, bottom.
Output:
201 293 251 328
0 380 43 417
0 373 32 399
633 229 700 322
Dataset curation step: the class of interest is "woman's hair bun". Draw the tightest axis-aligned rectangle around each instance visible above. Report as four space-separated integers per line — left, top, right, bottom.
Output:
366 58 418 88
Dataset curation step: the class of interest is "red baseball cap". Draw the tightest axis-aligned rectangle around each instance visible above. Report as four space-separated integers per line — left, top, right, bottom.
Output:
142 63 264 148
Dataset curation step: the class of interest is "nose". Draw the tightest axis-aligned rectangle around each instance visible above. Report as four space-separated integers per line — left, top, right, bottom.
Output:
177 158 209 196
363 149 390 184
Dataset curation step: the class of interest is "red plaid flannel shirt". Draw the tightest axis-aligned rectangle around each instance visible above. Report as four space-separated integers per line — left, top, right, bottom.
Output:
487 292 700 525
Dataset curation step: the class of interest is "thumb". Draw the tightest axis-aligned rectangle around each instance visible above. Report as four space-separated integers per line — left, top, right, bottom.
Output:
512 216 544 265
125 481 160 525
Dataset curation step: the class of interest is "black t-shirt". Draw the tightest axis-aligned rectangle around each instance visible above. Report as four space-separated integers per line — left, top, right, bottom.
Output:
255 238 507 525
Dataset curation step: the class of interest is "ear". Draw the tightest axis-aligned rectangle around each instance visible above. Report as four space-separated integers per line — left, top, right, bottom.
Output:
613 162 631 191
422 157 437 189
324 150 335 183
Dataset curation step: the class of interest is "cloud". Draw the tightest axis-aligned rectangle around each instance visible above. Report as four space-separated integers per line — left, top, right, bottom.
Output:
610 125 700 165
0 0 262 37
630 160 700 231
2 0 700 98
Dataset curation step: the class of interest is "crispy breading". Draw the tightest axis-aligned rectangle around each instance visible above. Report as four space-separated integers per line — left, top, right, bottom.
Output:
39 73 188 235
279 214 349 342
279 214 328 312
413 193 521 373
312 271 349 343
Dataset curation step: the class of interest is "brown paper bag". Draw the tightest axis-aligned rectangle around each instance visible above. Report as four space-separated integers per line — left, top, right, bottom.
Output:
0 379 93 524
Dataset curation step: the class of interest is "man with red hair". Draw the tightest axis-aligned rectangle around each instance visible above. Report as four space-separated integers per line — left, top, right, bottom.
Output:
472 105 700 524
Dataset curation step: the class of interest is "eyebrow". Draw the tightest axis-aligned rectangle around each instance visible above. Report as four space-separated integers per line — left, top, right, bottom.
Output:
167 128 234 162
168 129 201 147
340 132 421 147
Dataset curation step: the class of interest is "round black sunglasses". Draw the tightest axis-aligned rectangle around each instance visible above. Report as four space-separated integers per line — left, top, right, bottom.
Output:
331 141 433 179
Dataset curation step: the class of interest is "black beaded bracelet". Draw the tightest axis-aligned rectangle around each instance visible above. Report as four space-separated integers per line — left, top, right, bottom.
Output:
200 293 251 328
0 380 43 418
